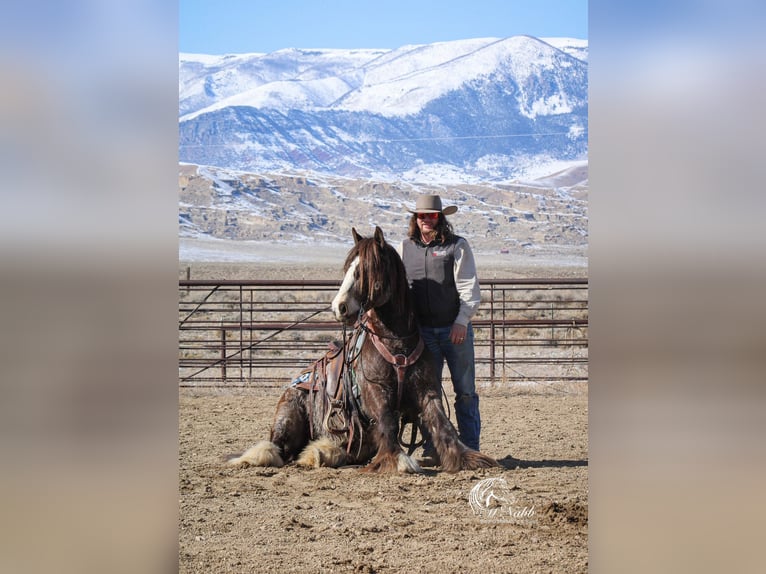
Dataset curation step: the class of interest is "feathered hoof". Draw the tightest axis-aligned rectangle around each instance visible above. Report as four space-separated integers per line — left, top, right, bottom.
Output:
360 451 424 474
296 437 347 468
397 452 424 474
227 441 284 467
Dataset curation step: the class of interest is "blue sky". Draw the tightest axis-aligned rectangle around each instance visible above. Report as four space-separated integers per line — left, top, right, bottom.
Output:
180 0 587 54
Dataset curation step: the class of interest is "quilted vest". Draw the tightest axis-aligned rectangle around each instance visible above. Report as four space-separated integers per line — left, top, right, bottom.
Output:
401 236 461 327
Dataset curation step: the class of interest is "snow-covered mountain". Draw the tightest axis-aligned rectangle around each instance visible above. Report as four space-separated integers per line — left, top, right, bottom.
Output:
179 36 587 181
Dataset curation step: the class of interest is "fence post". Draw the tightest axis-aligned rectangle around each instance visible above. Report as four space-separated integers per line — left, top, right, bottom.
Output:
221 327 227 381
489 284 496 383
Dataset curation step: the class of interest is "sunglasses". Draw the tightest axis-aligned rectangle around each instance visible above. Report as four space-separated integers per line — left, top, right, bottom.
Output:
416 212 439 220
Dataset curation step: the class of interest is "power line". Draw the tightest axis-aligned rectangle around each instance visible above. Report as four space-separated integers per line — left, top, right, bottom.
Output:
371 131 584 143
178 130 587 148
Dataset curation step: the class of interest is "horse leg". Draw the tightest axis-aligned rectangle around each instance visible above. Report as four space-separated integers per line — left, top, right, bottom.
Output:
227 388 310 467
417 390 499 472
360 390 422 474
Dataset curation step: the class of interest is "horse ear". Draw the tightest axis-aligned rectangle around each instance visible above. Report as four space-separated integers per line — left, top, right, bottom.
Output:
374 226 385 246
352 227 362 244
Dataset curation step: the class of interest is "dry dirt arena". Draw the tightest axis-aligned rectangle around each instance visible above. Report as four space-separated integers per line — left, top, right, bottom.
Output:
179 258 588 572
179 383 588 573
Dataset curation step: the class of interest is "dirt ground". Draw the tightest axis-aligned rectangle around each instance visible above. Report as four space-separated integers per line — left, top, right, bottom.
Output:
179 383 588 573
178 257 587 572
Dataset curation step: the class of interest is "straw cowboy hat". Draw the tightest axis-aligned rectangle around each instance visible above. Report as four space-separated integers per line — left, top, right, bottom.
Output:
407 194 458 215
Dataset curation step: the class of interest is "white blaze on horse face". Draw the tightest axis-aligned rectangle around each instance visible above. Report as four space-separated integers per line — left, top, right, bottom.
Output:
332 257 361 322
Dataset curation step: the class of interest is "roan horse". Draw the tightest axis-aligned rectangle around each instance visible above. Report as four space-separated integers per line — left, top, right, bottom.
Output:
228 226 499 473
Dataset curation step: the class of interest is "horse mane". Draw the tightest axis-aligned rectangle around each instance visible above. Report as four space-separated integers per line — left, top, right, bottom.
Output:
343 228 412 322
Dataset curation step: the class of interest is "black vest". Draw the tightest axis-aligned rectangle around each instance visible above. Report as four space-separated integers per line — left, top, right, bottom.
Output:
401 237 461 327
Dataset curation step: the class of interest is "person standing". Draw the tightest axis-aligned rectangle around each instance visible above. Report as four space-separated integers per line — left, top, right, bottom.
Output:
399 194 482 460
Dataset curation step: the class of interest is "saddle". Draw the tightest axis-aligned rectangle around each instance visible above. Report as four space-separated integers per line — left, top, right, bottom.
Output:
290 330 367 444
291 340 345 399
288 319 426 456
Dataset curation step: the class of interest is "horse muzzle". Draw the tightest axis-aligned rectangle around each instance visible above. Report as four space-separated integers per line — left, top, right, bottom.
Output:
331 297 360 325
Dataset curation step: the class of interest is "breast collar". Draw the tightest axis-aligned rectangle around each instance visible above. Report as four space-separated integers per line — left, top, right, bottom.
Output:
359 314 424 411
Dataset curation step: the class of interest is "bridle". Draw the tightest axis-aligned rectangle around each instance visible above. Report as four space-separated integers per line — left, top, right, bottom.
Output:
333 248 428 453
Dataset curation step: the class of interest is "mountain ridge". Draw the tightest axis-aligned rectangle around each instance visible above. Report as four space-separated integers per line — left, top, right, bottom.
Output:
178 36 588 261
178 160 588 255
179 35 587 182
180 36 587 119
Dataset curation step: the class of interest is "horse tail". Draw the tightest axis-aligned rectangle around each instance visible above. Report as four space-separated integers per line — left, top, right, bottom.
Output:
417 396 500 472
227 441 284 467
436 443 499 472
438 443 465 473
459 448 501 470
296 437 347 468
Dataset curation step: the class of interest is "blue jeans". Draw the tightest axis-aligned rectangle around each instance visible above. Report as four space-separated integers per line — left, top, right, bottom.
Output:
419 323 481 451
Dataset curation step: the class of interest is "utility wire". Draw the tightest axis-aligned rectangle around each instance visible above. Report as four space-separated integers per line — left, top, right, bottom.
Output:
178 130 587 148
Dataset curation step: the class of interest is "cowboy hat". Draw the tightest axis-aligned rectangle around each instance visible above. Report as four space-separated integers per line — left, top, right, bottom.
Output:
407 194 458 215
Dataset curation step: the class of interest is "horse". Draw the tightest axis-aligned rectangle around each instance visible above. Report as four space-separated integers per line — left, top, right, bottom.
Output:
228 226 499 473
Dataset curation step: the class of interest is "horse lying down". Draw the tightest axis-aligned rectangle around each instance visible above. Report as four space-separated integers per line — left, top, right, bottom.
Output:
228 227 499 473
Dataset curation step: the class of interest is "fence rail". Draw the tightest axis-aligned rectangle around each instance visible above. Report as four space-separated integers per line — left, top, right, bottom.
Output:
179 278 588 388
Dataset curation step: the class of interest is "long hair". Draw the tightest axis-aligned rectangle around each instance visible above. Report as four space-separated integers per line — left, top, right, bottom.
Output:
407 213 455 244
343 231 412 315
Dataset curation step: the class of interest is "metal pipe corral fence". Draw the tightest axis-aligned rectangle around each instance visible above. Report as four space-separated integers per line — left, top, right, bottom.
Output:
179 278 588 388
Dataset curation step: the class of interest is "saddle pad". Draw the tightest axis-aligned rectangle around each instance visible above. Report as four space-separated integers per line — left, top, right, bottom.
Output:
290 370 316 391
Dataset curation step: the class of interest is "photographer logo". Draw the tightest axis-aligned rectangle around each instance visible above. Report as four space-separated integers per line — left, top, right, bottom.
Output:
469 477 536 523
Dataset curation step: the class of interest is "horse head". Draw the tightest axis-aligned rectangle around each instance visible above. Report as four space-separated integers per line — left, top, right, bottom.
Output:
331 226 408 325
